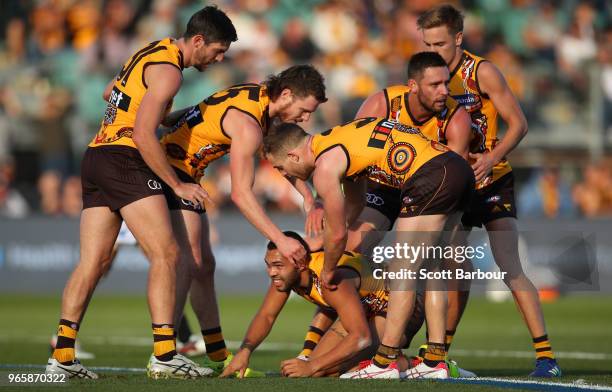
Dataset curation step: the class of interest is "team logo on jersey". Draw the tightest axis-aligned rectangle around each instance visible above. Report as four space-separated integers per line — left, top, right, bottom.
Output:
108 86 131 112
387 142 416 175
389 96 402 122
368 120 395 149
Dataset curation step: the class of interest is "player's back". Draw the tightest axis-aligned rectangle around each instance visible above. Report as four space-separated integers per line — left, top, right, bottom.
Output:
311 117 448 188
161 84 271 182
90 38 184 149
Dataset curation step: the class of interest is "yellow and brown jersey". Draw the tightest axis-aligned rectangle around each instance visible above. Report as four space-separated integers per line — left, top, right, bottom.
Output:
90 38 184 149
294 250 388 319
160 84 271 183
311 117 448 189
448 50 512 189
383 85 461 145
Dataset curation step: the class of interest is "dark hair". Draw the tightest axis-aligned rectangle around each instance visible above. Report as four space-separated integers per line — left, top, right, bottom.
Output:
183 6 237 44
267 231 311 253
417 4 464 35
264 65 327 103
262 122 308 158
407 51 448 80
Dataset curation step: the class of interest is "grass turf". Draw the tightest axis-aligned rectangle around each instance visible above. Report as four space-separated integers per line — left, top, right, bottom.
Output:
1 294 611 391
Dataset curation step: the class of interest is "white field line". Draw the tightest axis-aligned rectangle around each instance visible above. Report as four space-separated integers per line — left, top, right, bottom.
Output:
3 334 612 360
1 364 612 391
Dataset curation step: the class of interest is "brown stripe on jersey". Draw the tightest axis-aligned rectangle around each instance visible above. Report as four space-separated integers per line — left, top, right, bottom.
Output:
120 46 167 86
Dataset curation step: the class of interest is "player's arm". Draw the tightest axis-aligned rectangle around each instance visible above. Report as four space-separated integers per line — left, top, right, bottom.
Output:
313 149 349 289
286 175 325 238
133 64 210 206
355 90 387 119
102 78 115 101
342 177 367 226
221 284 290 378
471 61 528 181
225 110 306 263
161 107 191 128
298 307 337 359
444 106 472 160
281 269 370 377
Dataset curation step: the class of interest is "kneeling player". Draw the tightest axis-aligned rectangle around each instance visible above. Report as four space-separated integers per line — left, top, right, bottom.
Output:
222 232 424 378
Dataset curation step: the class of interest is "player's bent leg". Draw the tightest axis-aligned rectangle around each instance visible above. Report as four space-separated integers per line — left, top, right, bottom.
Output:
346 207 392 256
486 217 560 377
47 207 121 378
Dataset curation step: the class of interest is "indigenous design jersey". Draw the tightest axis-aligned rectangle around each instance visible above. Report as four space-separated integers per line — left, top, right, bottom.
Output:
160 84 271 182
311 117 448 189
448 50 512 189
383 85 460 145
294 250 388 318
90 38 184 148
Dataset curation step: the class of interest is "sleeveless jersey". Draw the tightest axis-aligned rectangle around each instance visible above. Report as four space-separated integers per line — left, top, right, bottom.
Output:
383 85 461 145
294 250 388 318
160 84 271 182
311 117 448 189
448 50 512 189
90 38 184 148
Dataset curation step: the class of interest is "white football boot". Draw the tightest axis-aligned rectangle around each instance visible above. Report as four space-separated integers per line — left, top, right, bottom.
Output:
339 360 400 379
45 358 98 379
147 353 214 379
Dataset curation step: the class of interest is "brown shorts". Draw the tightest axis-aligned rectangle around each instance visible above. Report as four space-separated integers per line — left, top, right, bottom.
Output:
164 167 205 214
81 146 166 212
399 152 475 218
364 180 402 228
461 172 516 228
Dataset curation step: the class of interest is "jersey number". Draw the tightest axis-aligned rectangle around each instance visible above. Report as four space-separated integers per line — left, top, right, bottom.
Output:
205 84 260 105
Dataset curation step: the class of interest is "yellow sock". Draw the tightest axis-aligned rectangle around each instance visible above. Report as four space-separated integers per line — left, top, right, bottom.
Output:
52 319 78 364
373 344 399 368
153 324 176 361
202 327 229 362
533 334 555 360
300 326 323 358
423 342 446 366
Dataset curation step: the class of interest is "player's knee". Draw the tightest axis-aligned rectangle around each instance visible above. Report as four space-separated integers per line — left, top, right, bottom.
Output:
191 253 216 278
154 241 180 267
353 330 372 350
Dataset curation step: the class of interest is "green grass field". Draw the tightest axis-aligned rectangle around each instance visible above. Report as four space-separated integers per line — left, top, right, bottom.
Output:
1 294 611 391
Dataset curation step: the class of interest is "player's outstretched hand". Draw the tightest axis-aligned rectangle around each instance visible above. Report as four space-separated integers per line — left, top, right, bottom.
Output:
220 350 250 378
320 267 337 291
469 151 495 183
276 235 307 266
173 182 213 209
305 201 324 237
280 357 314 377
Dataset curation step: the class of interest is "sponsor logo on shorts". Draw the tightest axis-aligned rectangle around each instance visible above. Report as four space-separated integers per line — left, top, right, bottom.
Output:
147 179 162 190
486 195 500 203
181 198 203 210
366 193 385 206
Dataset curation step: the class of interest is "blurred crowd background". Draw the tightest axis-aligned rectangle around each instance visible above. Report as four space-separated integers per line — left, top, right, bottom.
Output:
0 0 611 221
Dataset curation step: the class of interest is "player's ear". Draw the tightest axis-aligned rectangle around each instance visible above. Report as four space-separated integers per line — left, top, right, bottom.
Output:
408 78 418 92
287 149 300 163
279 88 294 102
455 31 463 48
192 34 205 48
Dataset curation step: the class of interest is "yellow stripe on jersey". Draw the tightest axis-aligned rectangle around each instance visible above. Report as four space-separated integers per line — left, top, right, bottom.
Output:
160 84 271 182
448 50 512 189
90 38 184 149
311 117 447 189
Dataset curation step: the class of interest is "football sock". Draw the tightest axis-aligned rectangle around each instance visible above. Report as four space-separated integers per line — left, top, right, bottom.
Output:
300 326 324 358
202 327 229 361
423 342 446 367
373 344 400 368
52 319 79 364
533 334 555 360
153 324 176 362
445 329 456 352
